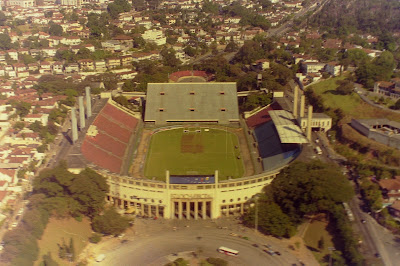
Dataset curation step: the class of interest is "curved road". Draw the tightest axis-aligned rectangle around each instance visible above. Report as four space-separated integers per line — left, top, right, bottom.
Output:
96 219 316 266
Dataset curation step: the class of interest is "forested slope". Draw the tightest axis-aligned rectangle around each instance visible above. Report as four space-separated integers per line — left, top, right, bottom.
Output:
310 0 400 34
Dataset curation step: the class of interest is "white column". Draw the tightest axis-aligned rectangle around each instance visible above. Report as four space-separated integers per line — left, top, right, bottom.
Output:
187 201 190 220
202 201 206 219
194 201 199 220
178 200 183 220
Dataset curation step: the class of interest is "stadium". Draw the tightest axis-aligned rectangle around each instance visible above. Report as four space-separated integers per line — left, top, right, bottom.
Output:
70 71 310 220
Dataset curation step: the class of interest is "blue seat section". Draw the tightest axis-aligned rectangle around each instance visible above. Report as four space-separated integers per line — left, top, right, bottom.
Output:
170 175 215 184
253 121 300 171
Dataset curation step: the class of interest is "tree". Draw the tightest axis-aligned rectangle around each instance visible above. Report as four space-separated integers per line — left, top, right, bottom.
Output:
42 252 58 266
266 161 354 222
0 11 7 26
393 99 400 110
107 0 131 19
0 33 12 50
202 0 219 14
206 257 228 266
224 41 238 52
335 80 353 95
160 48 181 67
44 11 53 18
92 207 131 235
48 23 63 36
12 101 31 118
244 198 295 237
318 236 325 250
13 121 25 131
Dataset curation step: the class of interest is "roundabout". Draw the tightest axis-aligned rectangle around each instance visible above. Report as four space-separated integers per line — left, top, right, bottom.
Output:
94 218 316 266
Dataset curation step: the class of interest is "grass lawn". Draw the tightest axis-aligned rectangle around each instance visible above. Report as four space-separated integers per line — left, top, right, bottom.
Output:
35 217 92 266
310 77 400 122
303 219 335 265
144 128 244 181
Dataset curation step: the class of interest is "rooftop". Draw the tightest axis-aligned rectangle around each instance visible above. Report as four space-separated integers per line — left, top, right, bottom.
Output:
269 110 308 144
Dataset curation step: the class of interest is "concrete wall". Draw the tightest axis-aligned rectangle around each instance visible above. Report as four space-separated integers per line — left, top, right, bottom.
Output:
351 119 370 137
102 168 280 219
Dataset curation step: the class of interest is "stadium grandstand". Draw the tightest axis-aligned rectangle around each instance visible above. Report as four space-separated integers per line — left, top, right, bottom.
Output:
169 70 213 83
81 99 138 174
144 83 240 126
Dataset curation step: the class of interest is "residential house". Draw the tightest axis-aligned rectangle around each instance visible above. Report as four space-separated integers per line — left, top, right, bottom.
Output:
121 55 133 66
379 176 400 203
106 58 121 69
95 60 107 71
12 63 26 73
389 200 400 220
52 61 64 74
142 29 167 46
39 61 52 74
61 36 82 46
325 62 342 76
64 63 80 73
374 80 400 99
101 40 121 52
301 62 326 74
78 59 95 71
7 50 18 61
251 59 270 71
24 114 49 126
27 63 39 72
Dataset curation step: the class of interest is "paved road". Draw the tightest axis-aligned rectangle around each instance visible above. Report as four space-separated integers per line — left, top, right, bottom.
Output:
95 218 317 266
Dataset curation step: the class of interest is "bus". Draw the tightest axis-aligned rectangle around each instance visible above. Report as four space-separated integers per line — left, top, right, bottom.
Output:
217 246 239 256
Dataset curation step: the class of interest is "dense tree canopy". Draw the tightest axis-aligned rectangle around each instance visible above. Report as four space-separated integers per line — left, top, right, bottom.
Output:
92 207 131 235
107 0 132 19
33 164 109 217
244 161 354 237
48 23 63 36
267 161 354 222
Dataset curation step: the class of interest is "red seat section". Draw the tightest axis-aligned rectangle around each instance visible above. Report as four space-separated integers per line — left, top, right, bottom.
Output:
102 103 138 130
94 114 131 143
87 133 126 157
246 102 282 129
81 101 139 173
81 140 122 173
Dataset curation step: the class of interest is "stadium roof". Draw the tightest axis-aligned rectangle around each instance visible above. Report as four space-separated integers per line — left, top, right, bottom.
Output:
269 110 308 144
145 83 239 125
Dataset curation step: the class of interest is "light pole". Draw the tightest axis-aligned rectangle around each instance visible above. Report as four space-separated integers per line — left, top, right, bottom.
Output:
328 246 335 266
254 194 260 233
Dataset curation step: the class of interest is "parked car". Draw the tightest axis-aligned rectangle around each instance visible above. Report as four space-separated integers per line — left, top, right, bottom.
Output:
263 249 276 256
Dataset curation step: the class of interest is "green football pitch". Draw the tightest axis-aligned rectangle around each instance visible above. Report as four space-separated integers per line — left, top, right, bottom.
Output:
144 128 244 181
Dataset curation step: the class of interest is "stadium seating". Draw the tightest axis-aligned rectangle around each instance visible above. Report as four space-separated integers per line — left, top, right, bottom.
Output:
102 103 138 130
86 133 126 157
81 102 139 173
94 114 132 143
245 102 282 128
169 70 210 82
81 140 123 173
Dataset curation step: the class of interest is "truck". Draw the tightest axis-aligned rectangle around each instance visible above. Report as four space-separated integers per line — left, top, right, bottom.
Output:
315 146 322 155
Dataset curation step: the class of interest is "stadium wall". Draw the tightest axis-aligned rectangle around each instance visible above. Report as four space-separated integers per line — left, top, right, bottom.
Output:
101 167 282 220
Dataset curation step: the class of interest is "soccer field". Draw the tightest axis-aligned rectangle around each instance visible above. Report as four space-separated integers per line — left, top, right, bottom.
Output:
144 128 244 181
